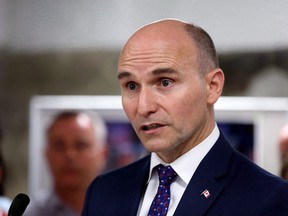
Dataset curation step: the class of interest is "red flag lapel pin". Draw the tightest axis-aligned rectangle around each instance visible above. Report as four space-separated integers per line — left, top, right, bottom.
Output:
201 189 211 198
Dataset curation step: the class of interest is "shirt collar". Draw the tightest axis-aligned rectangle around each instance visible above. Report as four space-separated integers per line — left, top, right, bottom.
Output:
147 124 220 184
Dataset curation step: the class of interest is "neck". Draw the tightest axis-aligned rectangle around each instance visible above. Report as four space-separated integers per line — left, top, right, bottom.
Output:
55 186 86 214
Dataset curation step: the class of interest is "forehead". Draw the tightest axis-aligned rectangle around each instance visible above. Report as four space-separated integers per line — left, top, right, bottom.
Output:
48 115 93 134
118 35 196 75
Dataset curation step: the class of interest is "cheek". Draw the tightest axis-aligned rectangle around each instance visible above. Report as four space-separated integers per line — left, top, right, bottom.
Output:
172 91 206 122
173 102 195 125
83 150 105 168
47 157 64 173
122 98 136 119
47 151 61 165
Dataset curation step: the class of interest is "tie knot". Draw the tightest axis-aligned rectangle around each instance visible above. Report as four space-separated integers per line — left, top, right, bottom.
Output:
156 164 177 186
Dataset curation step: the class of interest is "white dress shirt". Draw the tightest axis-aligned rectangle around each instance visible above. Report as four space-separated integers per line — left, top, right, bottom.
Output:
137 125 220 216
23 190 78 216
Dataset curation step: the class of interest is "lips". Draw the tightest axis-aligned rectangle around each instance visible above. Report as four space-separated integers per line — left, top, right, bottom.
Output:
141 123 164 131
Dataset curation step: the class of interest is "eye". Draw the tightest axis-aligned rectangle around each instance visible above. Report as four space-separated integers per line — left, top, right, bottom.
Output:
75 140 89 151
160 79 172 87
50 139 66 152
127 82 137 91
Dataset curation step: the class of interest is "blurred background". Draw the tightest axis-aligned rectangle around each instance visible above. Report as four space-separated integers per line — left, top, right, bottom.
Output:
0 0 288 199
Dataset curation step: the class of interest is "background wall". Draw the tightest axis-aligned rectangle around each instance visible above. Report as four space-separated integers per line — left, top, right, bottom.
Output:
0 0 288 198
3 0 288 52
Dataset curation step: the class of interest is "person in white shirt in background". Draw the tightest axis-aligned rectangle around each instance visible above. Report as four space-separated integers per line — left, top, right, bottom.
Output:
24 111 108 216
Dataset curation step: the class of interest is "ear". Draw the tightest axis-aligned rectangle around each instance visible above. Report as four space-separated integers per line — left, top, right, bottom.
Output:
205 68 225 104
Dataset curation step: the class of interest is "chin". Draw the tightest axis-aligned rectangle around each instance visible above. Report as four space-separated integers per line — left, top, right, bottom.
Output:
144 142 171 153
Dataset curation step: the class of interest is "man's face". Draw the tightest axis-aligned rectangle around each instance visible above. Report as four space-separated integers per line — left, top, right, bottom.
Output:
118 21 213 162
46 114 106 190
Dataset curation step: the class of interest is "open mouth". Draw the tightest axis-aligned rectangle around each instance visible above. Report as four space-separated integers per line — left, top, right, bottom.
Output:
141 123 163 131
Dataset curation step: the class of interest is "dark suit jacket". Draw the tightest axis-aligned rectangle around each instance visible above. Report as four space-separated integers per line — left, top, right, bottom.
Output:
82 132 288 216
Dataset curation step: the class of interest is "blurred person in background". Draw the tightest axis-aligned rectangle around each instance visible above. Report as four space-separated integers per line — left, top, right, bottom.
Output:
279 123 288 162
278 123 288 179
280 160 288 179
0 122 12 216
24 111 108 216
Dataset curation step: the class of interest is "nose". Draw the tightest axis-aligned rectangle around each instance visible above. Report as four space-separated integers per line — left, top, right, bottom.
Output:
65 146 78 160
137 87 158 117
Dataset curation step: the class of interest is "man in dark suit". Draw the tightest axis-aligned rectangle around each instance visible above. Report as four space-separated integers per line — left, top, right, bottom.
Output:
82 19 288 215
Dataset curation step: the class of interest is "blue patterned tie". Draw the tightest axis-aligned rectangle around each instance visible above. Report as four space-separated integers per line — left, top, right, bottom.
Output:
147 164 178 216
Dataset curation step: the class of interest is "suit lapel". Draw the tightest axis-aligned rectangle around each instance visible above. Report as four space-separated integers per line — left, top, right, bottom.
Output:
174 168 224 216
174 133 233 216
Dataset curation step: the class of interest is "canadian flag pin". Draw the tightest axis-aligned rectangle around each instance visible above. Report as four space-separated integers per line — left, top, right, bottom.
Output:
201 189 211 198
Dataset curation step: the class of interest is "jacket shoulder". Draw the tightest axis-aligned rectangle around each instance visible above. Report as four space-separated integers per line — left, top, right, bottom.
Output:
82 155 150 216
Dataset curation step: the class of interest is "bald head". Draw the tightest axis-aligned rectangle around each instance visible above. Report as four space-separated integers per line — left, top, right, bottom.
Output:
119 19 219 75
127 19 188 44
117 19 224 163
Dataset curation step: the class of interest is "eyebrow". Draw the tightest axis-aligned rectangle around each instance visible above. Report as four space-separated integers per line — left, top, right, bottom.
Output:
151 67 177 76
117 71 131 80
117 67 177 80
